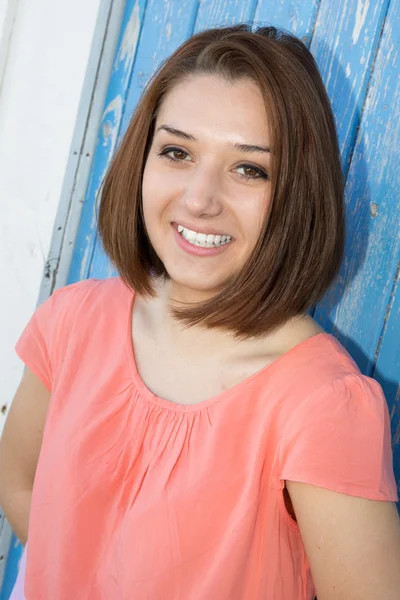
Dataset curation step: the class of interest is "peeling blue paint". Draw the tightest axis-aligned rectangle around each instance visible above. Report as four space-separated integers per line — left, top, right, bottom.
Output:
68 0 147 285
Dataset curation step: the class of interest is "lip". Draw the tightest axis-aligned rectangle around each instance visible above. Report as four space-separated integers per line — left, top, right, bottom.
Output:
172 223 233 257
172 221 232 238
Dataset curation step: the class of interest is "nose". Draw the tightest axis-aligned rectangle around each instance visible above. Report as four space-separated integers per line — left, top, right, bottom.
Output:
182 167 223 218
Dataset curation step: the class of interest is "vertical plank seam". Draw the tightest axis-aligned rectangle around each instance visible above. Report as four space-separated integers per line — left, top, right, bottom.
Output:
114 0 150 143
190 0 201 31
342 0 392 182
312 0 392 323
252 0 260 22
248 0 261 24
309 0 323 46
86 0 151 278
372 258 400 377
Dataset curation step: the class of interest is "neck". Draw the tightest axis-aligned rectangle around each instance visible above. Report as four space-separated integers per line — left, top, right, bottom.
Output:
135 278 314 364
162 278 221 308
147 277 236 353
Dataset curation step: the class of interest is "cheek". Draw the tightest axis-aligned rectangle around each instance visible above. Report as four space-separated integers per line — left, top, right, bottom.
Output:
237 195 270 241
142 167 165 221
142 159 177 206
142 162 159 205
141 174 160 242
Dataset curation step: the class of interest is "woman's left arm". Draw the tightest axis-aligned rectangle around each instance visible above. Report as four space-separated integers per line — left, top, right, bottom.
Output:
286 481 400 600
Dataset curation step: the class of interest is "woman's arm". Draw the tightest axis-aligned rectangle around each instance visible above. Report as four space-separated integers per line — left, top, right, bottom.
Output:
286 480 400 600
0 368 50 545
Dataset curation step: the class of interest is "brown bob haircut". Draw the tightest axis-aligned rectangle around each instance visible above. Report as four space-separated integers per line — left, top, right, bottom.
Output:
98 24 345 338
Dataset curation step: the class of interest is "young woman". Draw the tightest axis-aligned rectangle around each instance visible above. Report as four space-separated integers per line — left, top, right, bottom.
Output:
1 24 399 600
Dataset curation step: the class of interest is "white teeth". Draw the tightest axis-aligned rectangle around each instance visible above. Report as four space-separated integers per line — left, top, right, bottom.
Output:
186 229 197 242
177 225 231 248
197 233 207 244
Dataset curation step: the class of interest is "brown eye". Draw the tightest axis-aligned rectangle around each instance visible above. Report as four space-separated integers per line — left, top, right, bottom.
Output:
158 147 190 162
236 164 268 180
172 149 188 160
243 166 258 177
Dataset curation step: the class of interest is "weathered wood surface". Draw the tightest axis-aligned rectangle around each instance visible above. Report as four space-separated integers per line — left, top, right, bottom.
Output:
68 0 147 284
314 0 400 370
310 0 390 173
374 273 400 495
193 0 258 31
253 0 320 40
67 0 400 487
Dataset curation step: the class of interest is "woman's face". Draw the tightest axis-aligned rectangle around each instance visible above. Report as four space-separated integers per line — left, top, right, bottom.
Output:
142 74 273 301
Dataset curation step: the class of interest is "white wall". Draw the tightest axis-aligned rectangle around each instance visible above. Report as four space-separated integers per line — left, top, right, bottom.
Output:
0 0 101 428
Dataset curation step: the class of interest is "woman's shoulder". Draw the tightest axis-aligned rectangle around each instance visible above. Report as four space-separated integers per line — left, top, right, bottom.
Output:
253 316 379 417
31 276 132 339
256 315 360 392
52 276 126 301
49 276 130 314
290 330 361 383
269 328 387 426
15 277 131 389
277 331 396 502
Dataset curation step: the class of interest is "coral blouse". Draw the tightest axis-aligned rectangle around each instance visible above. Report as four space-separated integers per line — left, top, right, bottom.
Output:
15 277 397 600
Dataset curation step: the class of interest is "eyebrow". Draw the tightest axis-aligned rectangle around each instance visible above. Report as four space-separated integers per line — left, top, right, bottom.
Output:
155 124 271 154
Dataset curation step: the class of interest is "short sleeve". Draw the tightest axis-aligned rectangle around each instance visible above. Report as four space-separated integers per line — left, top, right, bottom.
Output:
278 374 398 502
15 283 83 391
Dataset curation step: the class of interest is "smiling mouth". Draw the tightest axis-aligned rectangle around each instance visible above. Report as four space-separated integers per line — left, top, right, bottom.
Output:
177 224 232 248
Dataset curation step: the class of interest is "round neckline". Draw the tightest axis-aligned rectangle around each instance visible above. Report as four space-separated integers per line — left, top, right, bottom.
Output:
123 281 333 413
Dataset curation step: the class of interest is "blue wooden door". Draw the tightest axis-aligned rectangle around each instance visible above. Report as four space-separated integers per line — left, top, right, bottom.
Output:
68 0 400 498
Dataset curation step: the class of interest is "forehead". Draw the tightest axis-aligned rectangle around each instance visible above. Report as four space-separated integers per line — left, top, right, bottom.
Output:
156 75 271 144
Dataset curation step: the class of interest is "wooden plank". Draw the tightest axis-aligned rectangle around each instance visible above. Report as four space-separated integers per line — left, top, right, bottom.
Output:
310 0 390 174
68 0 147 285
314 0 400 375
119 0 200 138
88 0 200 279
373 271 400 494
373 271 400 412
253 0 320 42
193 0 258 32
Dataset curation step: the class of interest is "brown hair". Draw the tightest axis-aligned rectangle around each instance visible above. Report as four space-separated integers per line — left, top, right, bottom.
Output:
98 24 345 337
